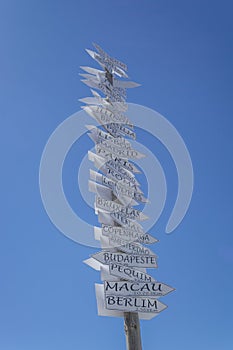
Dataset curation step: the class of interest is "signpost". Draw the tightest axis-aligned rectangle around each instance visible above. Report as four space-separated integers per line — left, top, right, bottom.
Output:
81 43 175 350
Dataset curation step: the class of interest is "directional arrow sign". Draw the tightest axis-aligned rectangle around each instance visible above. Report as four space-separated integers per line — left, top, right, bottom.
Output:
86 125 133 149
107 238 156 256
95 196 148 221
92 160 140 190
110 212 145 232
106 156 140 173
90 89 128 111
80 70 139 89
99 225 158 245
79 90 128 113
105 294 167 314
90 171 147 205
88 181 112 200
82 79 126 102
83 105 132 126
90 170 142 195
98 211 116 226
97 234 156 256
93 43 128 71
92 251 157 268
91 184 138 207
88 151 140 184
103 123 136 140
86 45 128 79
104 281 175 297
109 262 156 283
95 142 145 160
87 47 127 73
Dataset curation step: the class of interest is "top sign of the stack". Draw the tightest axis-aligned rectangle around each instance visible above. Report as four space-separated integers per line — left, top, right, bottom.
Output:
81 43 140 104
86 43 128 78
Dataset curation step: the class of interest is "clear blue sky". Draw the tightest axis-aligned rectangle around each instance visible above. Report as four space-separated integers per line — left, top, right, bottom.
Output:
1 1 233 349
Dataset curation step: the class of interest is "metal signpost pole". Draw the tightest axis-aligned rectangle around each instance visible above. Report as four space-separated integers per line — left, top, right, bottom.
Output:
124 312 142 350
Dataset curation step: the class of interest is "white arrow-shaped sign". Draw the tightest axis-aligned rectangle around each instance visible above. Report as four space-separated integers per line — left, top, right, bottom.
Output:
110 211 146 232
99 235 156 256
80 70 139 89
79 89 128 112
105 294 167 314
91 251 157 268
104 281 175 297
86 125 133 149
90 170 144 198
102 123 136 140
83 105 133 127
95 143 145 160
90 158 140 190
88 151 140 182
95 196 149 221
97 225 158 245
90 43 127 71
81 79 126 103
109 262 156 283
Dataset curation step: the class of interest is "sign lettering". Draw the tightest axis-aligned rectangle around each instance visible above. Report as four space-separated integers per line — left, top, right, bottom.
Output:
92 251 157 268
101 225 158 245
95 196 148 221
105 295 167 313
104 281 174 297
109 262 156 282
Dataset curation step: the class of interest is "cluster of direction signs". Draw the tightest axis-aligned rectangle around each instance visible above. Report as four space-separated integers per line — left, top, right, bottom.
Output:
81 43 175 320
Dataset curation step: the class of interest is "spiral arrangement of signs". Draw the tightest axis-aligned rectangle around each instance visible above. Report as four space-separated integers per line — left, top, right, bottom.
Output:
81 43 174 320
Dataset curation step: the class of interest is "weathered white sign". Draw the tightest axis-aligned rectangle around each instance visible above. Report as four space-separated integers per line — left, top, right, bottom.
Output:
86 44 128 79
83 105 130 128
86 125 133 149
90 171 141 207
80 65 103 76
107 237 156 256
95 196 149 221
92 251 157 268
113 79 140 89
91 156 140 189
80 70 139 89
84 104 133 126
90 171 147 205
79 89 128 112
82 78 126 102
93 43 128 72
105 294 167 314
98 211 115 226
103 123 136 140
104 281 175 297
95 143 145 160
109 262 156 283
93 190 137 209
97 225 158 245
88 151 140 186
88 181 112 200
82 71 127 97
110 211 145 233
96 231 156 255
105 156 140 173
113 182 148 204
